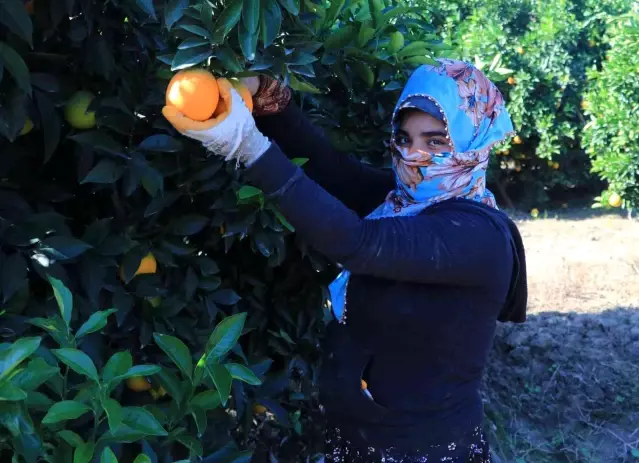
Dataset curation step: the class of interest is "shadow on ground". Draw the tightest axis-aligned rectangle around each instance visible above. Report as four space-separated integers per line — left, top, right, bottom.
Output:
485 308 639 463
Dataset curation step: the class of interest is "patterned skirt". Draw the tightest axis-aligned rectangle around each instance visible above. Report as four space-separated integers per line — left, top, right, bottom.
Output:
324 424 491 462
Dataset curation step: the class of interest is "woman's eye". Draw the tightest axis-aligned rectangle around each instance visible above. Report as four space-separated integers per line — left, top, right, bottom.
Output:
396 136 409 146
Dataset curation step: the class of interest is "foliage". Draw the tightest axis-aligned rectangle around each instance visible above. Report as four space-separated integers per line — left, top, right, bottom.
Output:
582 10 639 212
0 0 447 460
419 0 633 208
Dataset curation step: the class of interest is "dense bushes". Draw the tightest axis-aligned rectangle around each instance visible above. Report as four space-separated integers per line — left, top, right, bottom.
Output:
0 0 447 461
582 10 639 213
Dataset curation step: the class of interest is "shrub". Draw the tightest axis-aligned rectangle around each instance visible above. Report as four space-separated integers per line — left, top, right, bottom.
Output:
582 10 639 213
0 0 446 460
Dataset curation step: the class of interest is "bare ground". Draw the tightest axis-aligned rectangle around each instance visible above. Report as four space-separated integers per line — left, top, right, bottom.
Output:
485 209 639 463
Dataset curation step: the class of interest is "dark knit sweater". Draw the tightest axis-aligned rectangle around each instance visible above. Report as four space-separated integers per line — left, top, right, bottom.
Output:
247 101 527 452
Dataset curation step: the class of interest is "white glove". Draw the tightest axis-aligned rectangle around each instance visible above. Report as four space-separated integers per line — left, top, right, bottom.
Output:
162 78 271 167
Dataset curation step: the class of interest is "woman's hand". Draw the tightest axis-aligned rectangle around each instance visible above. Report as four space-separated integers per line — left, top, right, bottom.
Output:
162 78 271 166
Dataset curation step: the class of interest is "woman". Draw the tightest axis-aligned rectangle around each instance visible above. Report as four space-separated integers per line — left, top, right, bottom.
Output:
163 59 527 462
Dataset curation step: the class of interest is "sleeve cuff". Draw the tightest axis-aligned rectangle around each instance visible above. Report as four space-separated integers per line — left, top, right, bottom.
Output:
244 141 301 196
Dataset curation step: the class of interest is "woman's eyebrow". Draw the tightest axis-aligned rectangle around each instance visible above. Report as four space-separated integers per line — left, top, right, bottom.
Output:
420 130 448 138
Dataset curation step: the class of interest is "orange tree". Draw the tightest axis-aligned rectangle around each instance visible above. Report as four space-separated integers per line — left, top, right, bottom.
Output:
418 0 632 208
582 11 639 214
0 0 446 461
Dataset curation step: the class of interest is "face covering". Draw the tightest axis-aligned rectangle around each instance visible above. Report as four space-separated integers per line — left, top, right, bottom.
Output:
329 59 515 322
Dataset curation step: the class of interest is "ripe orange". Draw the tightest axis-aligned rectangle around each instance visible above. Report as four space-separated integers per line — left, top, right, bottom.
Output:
119 252 157 281
166 69 220 121
212 79 253 117
361 379 368 390
507 77 516 85
126 376 152 392
253 404 267 414
513 135 523 145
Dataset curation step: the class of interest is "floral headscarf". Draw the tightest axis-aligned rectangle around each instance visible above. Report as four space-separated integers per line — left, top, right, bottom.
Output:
375 58 514 218
329 59 514 322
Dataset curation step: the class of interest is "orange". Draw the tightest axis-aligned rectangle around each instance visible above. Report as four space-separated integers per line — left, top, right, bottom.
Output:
166 69 220 121
513 135 523 145
212 79 253 117
126 376 152 392
253 404 267 414
608 193 622 208
119 252 157 281
361 380 368 390
507 77 516 85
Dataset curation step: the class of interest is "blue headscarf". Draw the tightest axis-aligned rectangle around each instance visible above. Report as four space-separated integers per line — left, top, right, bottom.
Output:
329 59 515 323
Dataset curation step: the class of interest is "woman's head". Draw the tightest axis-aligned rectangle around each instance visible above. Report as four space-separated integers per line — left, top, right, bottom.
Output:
387 59 514 212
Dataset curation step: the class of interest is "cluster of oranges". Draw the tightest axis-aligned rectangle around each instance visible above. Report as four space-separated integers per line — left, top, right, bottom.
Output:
165 69 253 121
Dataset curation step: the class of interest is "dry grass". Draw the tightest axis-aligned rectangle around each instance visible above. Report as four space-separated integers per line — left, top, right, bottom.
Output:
513 209 639 314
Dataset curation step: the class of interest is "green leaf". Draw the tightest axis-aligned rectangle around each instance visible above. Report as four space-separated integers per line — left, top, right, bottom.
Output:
0 0 33 47
211 289 241 305
74 441 95 463
205 313 246 361
288 73 321 94
237 185 262 200
69 131 126 157
81 159 123 184
102 351 132 382
2 252 27 303
48 276 73 327
291 157 309 166
324 0 346 26
189 390 222 410
171 46 213 71
226 363 262 385
207 364 232 406
76 309 117 338
103 398 123 430
42 400 91 424
324 24 356 49
26 391 54 410
35 91 62 163
110 365 161 385
27 316 69 347
100 447 118 463
171 215 209 236
0 337 41 383
58 430 85 448
164 0 188 29
242 0 260 32
0 42 31 95
121 406 168 436
211 0 243 42
238 20 258 61
277 0 299 15
214 46 243 73
190 404 207 436
40 236 92 260
260 0 281 47
133 455 152 463
0 382 27 401
139 134 183 152
52 348 99 382
178 38 210 49
179 24 211 38
10 357 59 391
152 334 192 380
135 0 157 19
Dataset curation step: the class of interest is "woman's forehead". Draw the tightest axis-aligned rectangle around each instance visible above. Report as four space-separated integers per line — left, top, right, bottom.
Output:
399 110 447 132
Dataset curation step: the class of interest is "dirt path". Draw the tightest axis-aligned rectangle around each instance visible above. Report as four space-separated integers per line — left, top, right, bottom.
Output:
486 210 639 462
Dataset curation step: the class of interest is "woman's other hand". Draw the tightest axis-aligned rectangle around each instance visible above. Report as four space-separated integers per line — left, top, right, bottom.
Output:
162 78 271 166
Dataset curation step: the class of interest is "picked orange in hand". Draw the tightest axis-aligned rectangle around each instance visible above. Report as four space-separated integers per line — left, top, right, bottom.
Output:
166 69 220 121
